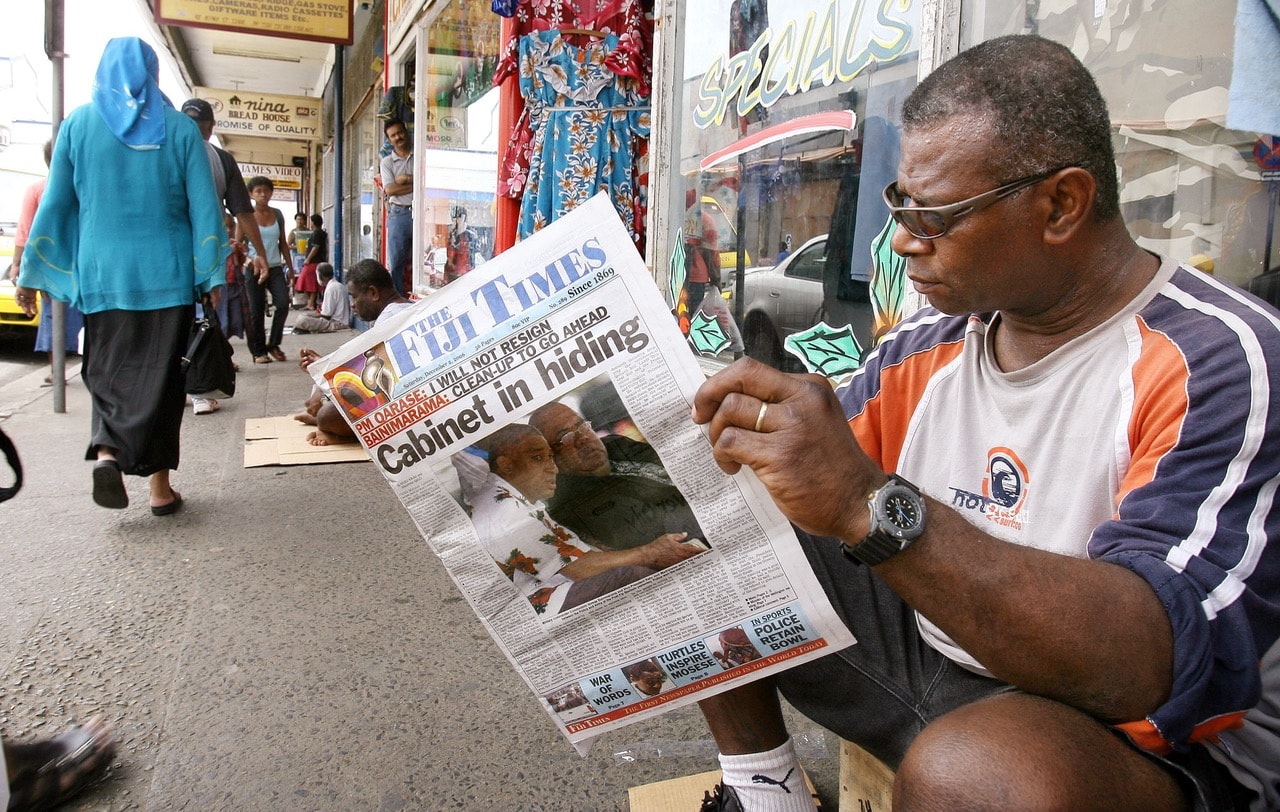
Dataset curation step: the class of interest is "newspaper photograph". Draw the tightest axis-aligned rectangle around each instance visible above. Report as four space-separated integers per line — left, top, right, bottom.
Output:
310 194 855 749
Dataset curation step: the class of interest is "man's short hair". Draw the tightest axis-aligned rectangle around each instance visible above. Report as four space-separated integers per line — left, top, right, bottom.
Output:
383 118 407 135
346 258 395 292
487 424 543 473
180 98 215 124
246 175 274 194
901 35 1119 221
317 262 334 282
310 214 323 228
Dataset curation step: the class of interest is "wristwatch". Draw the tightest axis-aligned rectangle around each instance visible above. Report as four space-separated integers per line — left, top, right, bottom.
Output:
841 474 927 566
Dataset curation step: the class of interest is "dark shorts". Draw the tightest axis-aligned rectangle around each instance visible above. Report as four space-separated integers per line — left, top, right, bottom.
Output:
778 530 1255 812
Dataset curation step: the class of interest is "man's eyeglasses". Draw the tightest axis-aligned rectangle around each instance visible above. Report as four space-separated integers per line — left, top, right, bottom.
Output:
882 167 1073 240
550 420 593 452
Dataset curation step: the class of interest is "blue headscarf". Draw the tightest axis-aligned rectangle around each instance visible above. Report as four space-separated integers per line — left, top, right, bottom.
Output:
91 37 172 150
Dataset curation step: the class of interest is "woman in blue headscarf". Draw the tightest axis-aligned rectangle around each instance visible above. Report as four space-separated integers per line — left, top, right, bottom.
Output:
15 37 226 515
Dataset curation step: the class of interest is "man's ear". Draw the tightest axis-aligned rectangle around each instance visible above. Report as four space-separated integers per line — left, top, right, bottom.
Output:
1043 167 1095 244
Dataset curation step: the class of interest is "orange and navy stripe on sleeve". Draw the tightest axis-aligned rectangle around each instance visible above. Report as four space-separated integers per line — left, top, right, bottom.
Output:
836 266 1280 757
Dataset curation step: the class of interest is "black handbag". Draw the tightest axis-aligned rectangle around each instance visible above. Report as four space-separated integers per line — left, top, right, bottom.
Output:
182 300 237 399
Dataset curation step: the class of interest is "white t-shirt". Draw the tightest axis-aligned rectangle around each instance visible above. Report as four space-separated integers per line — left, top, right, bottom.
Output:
379 151 413 208
320 277 351 324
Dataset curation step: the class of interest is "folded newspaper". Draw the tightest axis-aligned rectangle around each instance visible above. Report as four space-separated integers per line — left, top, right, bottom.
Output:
311 194 855 751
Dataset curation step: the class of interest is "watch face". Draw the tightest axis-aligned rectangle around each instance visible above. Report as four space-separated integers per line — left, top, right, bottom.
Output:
885 492 922 533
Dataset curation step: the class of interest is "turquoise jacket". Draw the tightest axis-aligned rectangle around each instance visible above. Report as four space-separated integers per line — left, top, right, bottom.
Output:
19 105 228 313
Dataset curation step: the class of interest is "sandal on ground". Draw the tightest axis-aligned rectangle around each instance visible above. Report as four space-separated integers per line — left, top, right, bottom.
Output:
6 716 118 812
150 490 183 517
268 347 287 362
91 460 128 510
253 355 272 364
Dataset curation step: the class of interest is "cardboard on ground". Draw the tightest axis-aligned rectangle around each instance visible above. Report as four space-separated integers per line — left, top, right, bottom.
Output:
244 416 369 467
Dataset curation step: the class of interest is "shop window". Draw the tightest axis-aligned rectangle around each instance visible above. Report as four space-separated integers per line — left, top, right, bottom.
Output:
358 100 380 265
416 0 502 292
961 0 1277 292
669 0 922 373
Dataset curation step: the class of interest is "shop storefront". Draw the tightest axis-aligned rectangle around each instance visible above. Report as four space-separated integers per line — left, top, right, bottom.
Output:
380 0 502 294
373 0 1277 372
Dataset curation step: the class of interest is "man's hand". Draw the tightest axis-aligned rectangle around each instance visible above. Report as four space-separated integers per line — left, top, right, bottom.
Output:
559 533 704 581
634 533 705 569
250 254 269 280
298 347 320 371
692 358 881 542
14 285 38 318
207 285 222 310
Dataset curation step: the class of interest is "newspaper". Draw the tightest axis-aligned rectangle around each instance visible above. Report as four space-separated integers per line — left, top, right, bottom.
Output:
311 194 855 750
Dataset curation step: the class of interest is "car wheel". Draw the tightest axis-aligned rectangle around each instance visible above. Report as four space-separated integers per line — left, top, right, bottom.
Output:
743 314 785 370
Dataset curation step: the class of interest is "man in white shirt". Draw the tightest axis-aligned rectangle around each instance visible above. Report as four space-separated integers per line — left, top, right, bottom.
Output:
291 263 351 333
379 119 413 297
296 260 409 445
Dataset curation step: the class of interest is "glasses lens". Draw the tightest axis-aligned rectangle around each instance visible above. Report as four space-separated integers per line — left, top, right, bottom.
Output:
900 209 947 239
553 420 591 450
884 183 947 239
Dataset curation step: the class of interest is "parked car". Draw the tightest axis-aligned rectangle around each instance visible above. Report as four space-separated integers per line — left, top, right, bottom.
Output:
727 234 872 371
0 234 40 332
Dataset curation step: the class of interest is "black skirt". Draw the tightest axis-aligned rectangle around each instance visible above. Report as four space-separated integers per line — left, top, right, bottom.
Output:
81 305 192 476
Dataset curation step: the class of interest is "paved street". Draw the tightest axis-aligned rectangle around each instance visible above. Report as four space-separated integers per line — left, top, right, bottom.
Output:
0 317 839 811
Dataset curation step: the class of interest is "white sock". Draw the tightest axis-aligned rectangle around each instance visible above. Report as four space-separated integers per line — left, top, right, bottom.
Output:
718 738 818 812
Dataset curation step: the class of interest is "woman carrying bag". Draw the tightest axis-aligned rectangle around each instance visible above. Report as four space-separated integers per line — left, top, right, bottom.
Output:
14 37 227 516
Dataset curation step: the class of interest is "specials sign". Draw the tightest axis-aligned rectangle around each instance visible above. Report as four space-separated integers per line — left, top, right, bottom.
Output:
194 87 322 142
156 0 352 45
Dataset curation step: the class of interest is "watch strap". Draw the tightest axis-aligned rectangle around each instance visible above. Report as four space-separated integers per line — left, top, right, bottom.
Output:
841 531 902 567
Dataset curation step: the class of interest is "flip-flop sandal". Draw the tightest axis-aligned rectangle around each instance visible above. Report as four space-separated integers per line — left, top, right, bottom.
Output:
91 460 128 509
6 719 117 811
151 491 183 517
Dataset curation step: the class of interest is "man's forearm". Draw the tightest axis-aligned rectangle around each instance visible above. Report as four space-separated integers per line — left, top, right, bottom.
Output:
876 501 1174 722
8 245 23 281
235 212 269 258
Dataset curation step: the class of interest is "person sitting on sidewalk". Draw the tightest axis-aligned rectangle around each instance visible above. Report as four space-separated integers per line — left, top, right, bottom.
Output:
296 260 409 446
291 263 351 334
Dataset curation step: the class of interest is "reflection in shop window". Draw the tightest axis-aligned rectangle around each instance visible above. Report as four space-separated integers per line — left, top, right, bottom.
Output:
418 0 501 294
962 0 1275 291
671 0 922 374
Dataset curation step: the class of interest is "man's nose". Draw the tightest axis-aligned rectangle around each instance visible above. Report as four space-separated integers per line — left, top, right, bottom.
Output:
889 221 933 257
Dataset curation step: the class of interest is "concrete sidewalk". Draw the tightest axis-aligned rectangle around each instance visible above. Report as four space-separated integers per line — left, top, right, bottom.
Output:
0 322 839 811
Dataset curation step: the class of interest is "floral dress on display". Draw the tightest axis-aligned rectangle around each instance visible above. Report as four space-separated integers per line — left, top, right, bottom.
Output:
515 30 650 244
493 0 653 200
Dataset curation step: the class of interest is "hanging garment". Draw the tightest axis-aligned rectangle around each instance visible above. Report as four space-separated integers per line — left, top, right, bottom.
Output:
516 30 650 244
494 0 653 199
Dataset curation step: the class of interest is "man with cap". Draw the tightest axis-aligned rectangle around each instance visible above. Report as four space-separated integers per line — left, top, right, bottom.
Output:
182 97 269 415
